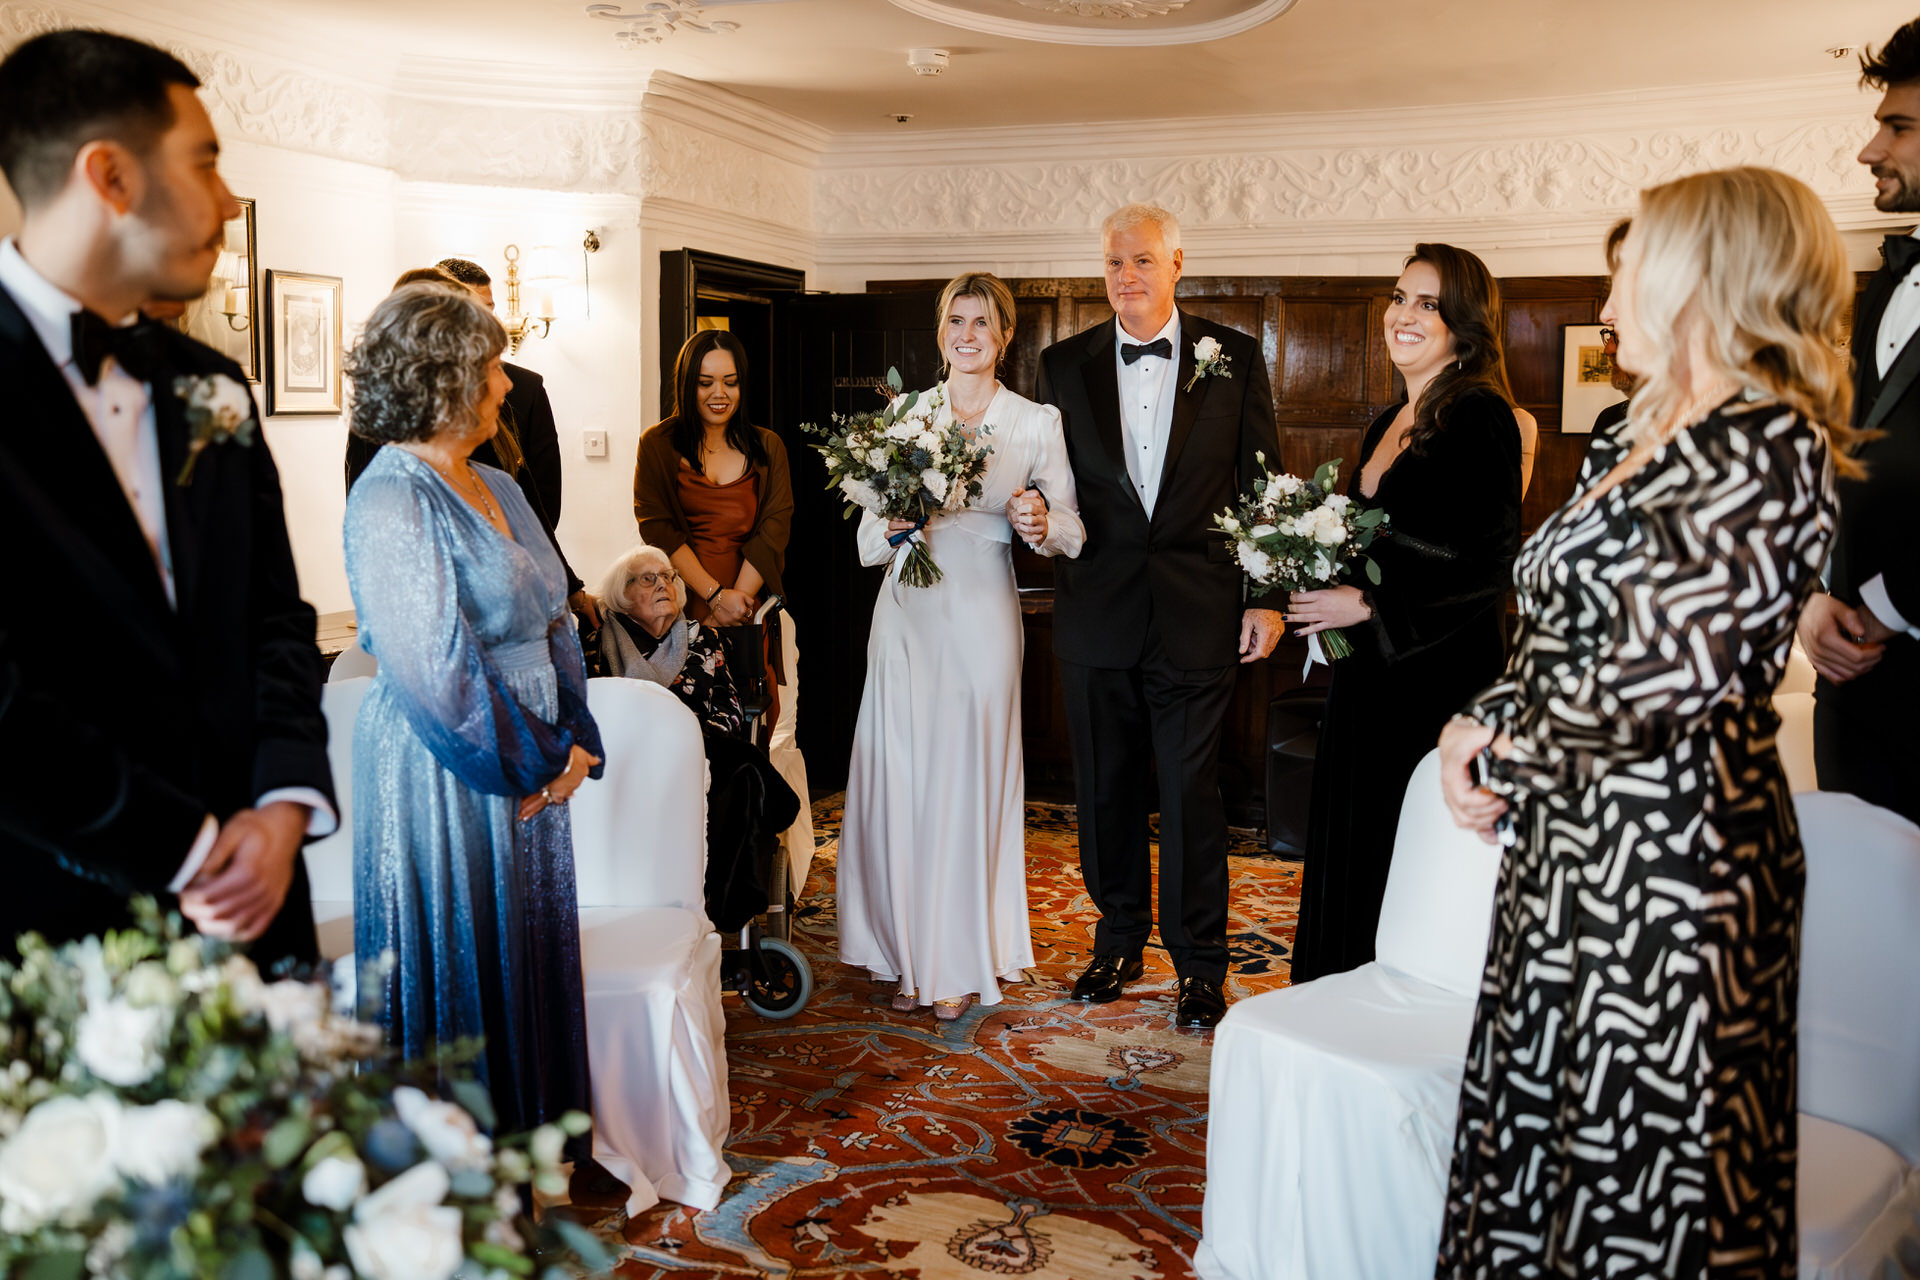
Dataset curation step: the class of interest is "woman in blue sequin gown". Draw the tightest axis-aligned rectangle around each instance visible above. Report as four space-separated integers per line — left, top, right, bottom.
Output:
343 282 602 1136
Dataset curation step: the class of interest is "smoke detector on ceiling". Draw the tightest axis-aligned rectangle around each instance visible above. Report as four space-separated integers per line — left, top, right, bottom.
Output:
907 47 950 76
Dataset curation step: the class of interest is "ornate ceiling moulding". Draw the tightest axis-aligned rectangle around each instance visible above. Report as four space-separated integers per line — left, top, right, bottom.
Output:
585 0 779 47
884 0 1293 47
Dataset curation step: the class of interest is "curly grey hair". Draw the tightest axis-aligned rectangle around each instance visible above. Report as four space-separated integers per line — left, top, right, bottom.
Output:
344 282 505 444
596 543 686 617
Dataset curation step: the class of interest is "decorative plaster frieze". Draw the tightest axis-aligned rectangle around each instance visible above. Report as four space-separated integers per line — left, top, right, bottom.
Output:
388 95 648 193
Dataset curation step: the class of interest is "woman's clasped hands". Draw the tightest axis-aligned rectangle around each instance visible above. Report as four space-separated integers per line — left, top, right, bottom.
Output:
519 743 603 822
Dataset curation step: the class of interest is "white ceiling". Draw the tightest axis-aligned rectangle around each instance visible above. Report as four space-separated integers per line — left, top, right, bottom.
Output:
155 0 1910 132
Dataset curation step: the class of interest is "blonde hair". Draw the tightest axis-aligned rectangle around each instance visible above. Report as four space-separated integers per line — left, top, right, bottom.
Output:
1102 202 1181 253
1623 167 1857 471
934 271 1017 369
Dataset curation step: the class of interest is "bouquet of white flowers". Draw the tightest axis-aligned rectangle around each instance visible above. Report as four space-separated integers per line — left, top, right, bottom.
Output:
802 367 993 588
0 902 613 1280
1214 454 1387 659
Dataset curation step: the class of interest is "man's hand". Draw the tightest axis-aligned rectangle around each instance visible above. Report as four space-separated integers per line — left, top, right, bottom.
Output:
1238 608 1285 664
569 590 602 629
1006 488 1048 545
1798 593 1885 685
179 800 309 943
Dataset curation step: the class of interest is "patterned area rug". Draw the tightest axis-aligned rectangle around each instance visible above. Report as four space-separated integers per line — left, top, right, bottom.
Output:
608 798 1301 1278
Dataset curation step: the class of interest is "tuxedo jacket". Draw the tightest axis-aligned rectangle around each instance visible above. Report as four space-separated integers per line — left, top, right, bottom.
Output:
1037 309 1279 670
345 361 577 591
0 283 333 962
1836 268 1920 622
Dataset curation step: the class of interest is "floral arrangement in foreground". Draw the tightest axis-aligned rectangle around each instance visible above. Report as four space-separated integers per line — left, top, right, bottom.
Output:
1215 454 1387 659
802 366 993 587
0 902 613 1280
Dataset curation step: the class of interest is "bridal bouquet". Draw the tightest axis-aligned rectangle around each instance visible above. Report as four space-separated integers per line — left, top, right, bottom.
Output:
802 367 993 588
1215 454 1387 659
0 902 612 1280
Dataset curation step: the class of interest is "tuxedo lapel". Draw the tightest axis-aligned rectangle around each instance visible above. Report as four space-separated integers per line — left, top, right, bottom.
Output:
151 365 210 614
1077 324 1141 509
1154 313 1205 514
1854 266 1899 411
0 285 173 620
1865 326 1920 431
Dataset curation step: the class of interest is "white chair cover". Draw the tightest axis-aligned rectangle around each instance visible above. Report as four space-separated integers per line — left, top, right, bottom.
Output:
768 608 816 894
1195 751 1503 1280
569 677 731 1214
1795 792 1920 1279
304 677 369 962
327 639 377 682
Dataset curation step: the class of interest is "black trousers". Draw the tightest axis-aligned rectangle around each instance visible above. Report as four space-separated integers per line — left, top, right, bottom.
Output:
1815 651 1920 827
1059 617 1238 983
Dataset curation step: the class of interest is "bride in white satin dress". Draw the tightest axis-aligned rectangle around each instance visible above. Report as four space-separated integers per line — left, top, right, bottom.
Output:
837 272 1085 1019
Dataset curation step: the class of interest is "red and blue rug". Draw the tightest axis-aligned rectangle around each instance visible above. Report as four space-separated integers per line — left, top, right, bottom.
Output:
609 799 1302 1278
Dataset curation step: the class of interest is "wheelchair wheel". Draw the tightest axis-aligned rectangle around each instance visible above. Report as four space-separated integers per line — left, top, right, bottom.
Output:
743 937 812 1020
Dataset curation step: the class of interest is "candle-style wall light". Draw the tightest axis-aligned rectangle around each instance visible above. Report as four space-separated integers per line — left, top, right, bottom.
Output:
499 233 602 354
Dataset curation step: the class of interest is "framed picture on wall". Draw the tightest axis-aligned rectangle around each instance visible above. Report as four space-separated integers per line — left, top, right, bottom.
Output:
1560 323 1626 435
176 197 259 380
265 269 342 415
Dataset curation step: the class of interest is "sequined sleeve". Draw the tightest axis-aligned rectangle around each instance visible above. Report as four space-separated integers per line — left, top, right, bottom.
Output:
345 469 581 796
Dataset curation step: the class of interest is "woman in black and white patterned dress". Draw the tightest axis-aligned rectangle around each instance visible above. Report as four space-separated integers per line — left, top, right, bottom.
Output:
1434 167 1861 1278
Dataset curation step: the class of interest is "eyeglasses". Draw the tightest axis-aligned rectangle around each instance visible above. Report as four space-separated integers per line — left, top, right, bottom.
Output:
634 570 678 588
1598 327 1618 346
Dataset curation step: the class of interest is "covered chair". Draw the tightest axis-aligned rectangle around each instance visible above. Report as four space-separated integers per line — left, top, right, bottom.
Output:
569 676 731 1215
1795 791 1920 1279
303 676 369 963
1194 749 1501 1280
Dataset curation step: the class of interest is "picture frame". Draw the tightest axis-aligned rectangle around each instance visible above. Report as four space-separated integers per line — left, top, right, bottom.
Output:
265 269 342 416
1560 323 1627 435
174 197 259 380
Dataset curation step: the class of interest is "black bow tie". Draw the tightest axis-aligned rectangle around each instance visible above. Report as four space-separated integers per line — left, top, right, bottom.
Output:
1884 234 1920 281
1121 337 1172 365
70 309 165 387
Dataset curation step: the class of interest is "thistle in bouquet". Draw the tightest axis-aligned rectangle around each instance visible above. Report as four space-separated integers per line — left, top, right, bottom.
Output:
802 366 993 588
0 901 615 1280
1214 453 1388 659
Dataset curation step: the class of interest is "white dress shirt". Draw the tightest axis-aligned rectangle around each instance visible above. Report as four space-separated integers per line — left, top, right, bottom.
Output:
0 239 336 888
1864 232 1920 638
1114 311 1181 517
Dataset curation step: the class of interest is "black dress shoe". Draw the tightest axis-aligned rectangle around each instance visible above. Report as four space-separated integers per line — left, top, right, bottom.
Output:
1174 975 1229 1028
1071 954 1144 1003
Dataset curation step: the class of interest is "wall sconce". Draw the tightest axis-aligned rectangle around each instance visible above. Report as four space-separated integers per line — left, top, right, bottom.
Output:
214 248 251 332
500 243 552 355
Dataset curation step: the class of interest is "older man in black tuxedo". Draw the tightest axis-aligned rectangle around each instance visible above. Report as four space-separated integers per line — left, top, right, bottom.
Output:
0 29 334 964
1797 22 1920 827
1036 203 1283 1028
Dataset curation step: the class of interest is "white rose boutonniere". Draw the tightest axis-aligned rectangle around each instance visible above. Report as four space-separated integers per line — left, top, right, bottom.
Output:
1184 334 1232 393
173 373 258 485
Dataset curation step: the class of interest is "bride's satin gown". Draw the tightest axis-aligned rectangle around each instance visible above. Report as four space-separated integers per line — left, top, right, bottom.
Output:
837 385 1085 1006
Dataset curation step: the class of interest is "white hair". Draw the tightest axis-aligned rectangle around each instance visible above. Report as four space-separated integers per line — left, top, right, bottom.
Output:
1102 202 1181 253
595 543 684 617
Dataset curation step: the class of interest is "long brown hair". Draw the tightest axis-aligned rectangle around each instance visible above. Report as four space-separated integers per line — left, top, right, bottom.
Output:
665 329 766 475
1401 243 1514 453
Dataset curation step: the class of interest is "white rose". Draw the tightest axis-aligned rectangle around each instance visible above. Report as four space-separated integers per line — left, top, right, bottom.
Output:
1273 474 1303 498
393 1087 491 1172
839 477 881 512
1249 523 1277 540
302 1153 368 1212
76 998 170 1087
115 1101 217 1185
864 447 891 470
342 1162 464 1280
884 419 917 442
920 468 949 504
122 961 179 1011
1194 335 1222 363
1219 515 1240 533
1236 543 1276 581
1325 493 1352 513
191 374 253 429
915 428 937 450
1312 510 1346 546
0 1094 122 1229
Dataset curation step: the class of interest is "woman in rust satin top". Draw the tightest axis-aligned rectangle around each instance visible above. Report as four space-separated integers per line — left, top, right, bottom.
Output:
633 330 794 627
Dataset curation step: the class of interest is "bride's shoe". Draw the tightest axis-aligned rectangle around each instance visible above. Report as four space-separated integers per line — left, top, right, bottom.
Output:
933 994 974 1021
890 990 917 1012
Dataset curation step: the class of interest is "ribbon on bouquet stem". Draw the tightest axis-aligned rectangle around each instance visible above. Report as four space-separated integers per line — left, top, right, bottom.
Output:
884 515 930 583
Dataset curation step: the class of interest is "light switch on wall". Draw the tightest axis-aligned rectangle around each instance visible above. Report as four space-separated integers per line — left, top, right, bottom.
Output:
582 430 608 459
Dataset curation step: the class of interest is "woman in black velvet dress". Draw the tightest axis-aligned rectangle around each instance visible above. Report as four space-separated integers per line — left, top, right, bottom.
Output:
1286 243 1523 983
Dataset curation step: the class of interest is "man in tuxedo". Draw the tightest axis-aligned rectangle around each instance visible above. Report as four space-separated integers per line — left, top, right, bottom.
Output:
343 258 591 614
1035 203 1283 1028
1797 22 1920 827
0 29 335 963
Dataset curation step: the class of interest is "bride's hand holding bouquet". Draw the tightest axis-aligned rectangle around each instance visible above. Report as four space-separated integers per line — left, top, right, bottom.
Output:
803 367 994 588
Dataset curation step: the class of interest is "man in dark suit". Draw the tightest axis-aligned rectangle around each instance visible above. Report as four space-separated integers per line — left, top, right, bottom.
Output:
1035 203 1283 1028
0 30 334 963
1798 21 1920 827
343 259 591 612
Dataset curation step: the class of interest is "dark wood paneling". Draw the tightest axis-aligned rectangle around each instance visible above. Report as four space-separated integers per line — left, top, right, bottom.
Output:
1280 300 1371 405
